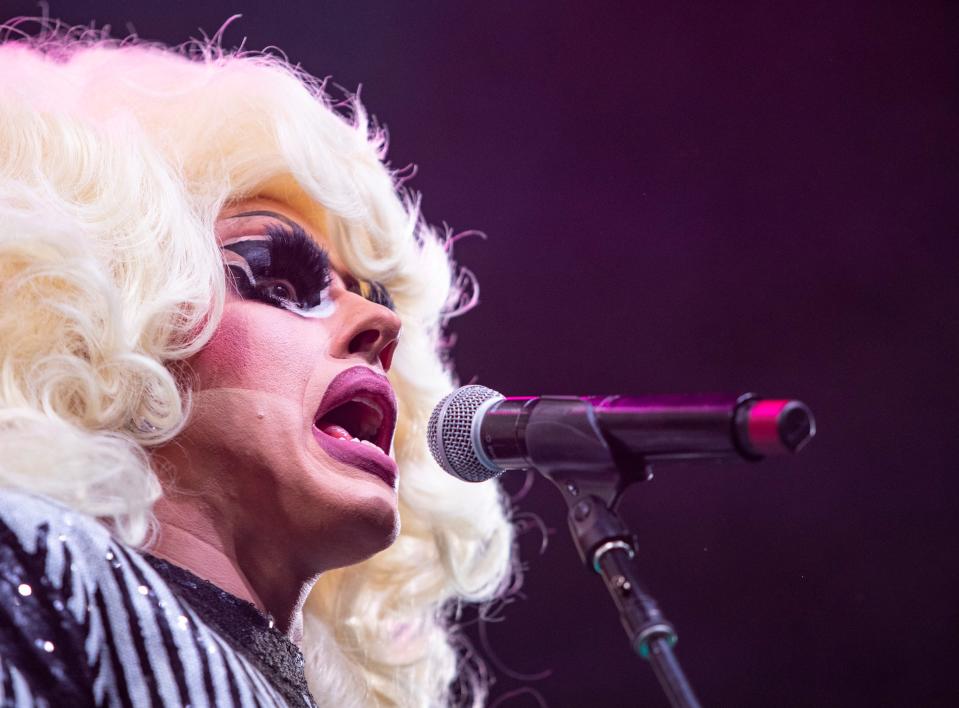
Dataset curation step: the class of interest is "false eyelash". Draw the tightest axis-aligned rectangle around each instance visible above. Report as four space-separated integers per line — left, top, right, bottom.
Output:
262 224 333 308
223 224 333 310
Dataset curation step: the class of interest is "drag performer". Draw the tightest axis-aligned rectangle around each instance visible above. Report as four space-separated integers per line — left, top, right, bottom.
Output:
0 22 513 706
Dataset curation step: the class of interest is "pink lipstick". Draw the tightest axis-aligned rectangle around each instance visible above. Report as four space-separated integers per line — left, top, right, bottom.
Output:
312 366 398 487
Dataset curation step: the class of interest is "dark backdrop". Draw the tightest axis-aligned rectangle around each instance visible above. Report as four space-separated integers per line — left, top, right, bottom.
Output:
4 2 956 706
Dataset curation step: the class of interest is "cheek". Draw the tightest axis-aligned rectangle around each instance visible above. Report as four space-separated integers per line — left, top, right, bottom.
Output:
191 304 330 396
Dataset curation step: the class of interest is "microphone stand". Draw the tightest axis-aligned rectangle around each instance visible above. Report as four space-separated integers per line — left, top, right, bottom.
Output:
557 488 701 708
524 397 703 708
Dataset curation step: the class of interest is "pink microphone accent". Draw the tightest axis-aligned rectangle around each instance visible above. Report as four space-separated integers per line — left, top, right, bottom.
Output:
746 400 791 455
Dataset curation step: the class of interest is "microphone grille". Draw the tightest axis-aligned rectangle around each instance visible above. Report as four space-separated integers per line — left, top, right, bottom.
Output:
427 385 504 482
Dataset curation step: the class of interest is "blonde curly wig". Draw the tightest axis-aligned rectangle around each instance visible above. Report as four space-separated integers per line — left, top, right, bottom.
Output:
0 21 514 707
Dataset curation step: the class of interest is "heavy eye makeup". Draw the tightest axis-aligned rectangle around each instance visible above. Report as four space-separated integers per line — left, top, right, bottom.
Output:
222 223 333 314
220 216 398 316
345 278 395 312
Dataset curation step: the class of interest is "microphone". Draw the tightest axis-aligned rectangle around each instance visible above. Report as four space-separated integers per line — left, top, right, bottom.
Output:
427 386 815 482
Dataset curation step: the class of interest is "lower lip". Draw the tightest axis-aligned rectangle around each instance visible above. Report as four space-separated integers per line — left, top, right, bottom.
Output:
311 427 398 487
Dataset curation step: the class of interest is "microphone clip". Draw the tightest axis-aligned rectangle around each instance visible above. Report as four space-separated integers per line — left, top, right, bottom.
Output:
520 396 652 509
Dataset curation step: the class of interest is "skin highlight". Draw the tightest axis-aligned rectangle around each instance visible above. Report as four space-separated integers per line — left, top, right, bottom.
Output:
150 197 401 643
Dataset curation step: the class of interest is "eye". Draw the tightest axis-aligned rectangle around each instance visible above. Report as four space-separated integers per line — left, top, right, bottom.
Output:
255 279 297 304
220 223 332 312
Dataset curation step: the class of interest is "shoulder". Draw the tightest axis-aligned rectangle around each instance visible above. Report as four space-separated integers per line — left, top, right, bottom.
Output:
0 488 112 551
0 490 116 704
0 490 311 706
0 489 205 705
0 488 122 631
0 489 115 597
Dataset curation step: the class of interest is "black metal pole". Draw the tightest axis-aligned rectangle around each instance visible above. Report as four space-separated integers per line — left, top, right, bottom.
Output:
648 637 702 708
564 495 702 708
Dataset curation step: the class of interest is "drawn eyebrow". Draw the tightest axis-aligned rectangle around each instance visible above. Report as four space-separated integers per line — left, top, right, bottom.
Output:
227 210 302 231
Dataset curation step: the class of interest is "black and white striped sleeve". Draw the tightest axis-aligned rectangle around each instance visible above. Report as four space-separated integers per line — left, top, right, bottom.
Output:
0 491 300 708
0 491 100 706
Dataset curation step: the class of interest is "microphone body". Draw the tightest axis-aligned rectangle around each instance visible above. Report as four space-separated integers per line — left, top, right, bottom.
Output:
428 386 815 482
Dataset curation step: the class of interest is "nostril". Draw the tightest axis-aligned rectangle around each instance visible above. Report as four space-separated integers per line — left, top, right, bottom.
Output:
379 340 397 372
348 329 379 355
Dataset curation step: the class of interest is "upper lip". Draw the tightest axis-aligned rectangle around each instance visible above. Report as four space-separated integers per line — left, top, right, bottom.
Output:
312 366 397 455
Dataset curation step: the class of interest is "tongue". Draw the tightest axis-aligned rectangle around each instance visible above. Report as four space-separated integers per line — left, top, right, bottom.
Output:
319 423 353 441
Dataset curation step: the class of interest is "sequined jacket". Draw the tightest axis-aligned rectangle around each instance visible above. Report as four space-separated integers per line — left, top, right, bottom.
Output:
0 490 316 707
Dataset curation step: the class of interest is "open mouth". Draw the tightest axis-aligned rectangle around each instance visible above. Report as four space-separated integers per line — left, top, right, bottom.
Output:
312 368 397 458
314 394 393 454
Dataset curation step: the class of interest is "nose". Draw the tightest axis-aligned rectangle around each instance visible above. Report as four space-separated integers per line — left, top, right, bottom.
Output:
330 291 401 372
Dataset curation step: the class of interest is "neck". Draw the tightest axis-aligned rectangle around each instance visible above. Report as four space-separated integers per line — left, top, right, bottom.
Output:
150 494 311 643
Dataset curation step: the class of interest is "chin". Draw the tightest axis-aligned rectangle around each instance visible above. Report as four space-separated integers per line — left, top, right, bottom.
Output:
287 463 401 571
349 485 401 549
353 518 400 564
292 428 401 569
317 496 400 571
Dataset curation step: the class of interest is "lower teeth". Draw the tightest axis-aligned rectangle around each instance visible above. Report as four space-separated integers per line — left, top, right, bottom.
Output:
351 437 380 451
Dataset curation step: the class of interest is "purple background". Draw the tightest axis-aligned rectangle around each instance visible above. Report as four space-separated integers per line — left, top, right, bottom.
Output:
5 2 956 705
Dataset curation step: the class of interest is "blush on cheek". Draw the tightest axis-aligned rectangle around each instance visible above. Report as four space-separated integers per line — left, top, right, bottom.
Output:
192 303 327 396
191 309 258 390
